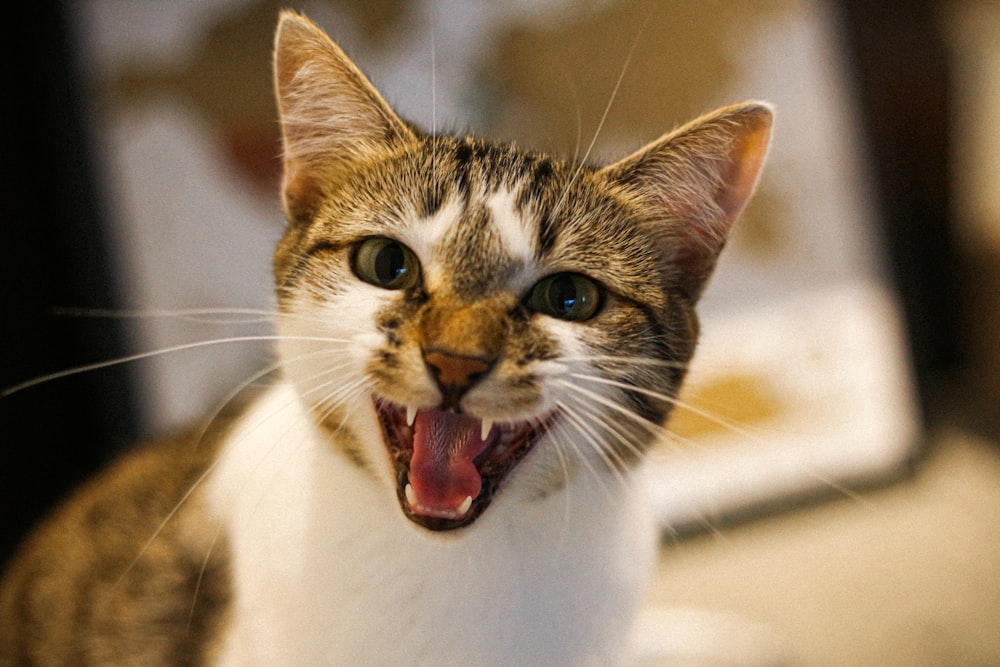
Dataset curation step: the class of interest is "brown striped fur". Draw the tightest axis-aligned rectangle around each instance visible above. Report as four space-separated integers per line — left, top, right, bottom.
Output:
0 431 231 666
0 11 771 665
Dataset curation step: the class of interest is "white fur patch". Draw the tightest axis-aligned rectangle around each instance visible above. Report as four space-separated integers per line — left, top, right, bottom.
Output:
408 195 464 292
208 383 657 666
487 187 536 261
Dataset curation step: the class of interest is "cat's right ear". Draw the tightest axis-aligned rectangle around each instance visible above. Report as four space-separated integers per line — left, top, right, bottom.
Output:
273 11 416 225
600 102 772 301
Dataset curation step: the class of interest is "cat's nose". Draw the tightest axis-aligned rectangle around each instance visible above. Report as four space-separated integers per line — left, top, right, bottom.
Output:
423 349 493 410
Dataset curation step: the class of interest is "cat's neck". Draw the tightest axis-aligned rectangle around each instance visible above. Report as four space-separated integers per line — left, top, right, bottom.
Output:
206 381 657 666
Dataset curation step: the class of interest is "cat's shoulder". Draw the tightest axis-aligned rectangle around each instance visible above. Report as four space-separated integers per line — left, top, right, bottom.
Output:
0 416 237 665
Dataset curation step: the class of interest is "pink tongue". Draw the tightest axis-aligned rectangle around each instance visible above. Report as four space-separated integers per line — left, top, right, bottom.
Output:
408 410 488 515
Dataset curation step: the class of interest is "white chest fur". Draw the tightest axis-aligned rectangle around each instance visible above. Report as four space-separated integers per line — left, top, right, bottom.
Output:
207 383 656 666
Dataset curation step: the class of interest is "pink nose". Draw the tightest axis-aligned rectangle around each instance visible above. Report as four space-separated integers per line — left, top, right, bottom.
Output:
423 350 492 390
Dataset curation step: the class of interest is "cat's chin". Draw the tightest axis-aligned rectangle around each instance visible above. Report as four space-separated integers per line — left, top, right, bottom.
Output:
375 399 555 531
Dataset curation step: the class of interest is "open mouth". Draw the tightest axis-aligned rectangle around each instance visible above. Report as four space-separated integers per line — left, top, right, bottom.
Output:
376 399 554 531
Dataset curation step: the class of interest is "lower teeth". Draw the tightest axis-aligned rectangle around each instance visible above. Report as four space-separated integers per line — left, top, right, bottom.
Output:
404 484 473 518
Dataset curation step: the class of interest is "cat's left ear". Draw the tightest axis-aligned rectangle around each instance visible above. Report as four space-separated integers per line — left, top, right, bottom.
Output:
600 102 772 301
273 11 417 225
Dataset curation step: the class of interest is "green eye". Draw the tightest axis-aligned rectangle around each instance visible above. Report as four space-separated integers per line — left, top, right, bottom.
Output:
352 237 420 290
528 273 602 321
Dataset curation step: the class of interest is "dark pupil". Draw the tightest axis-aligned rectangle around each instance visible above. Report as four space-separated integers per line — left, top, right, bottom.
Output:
374 243 407 284
549 275 579 314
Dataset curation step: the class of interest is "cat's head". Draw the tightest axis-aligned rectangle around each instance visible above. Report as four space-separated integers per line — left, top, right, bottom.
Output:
270 12 771 531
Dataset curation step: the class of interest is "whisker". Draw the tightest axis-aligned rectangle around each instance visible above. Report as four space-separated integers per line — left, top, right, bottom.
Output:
556 381 745 539
2 334 352 397
305 374 368 425
425 11 441 207
111 350 340 589
187 521 226 629
51 306 278 325
555 390 648 465
561 71 584 164
553 378 663 440
222 376 373 545
186 350 364 580
184 355 305 456
560 353 691 371
567 379 875 509
549 402 618 496
284 348 364 401
112 356 323 588
550 18 647 220
430 18 437 139
567 371 768 446
545 418 577 536
206 376 349 537
115 455 225 589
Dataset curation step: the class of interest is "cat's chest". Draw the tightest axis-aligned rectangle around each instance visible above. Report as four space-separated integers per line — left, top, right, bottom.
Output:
206 383 656 666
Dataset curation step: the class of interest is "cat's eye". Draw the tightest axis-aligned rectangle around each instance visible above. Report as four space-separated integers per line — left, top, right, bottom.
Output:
527 273 602 322
352 237 420 290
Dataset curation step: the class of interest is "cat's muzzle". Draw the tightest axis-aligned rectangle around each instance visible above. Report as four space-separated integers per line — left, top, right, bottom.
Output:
376 399 554 530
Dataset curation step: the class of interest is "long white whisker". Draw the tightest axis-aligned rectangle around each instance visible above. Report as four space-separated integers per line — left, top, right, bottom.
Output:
115 454 225 589
113 353 332 589
286 348 364 401
306 375 368 423
284 349 355 387
567 369 873 506
203 371 361 556
556 391 647 464
184 352 317 456
550 401 618 495
556 382 744 539
564 73 583 164
187 520 226 628
553 378 662 439
568 371 767 445
560 401 638 485
51 306 278 325
430 18 437 139
2 334 352 397
571 379 875 508
550 20 647 220
555 381 732 542
545 418 577 536
112 357 315 588
560 353 691 370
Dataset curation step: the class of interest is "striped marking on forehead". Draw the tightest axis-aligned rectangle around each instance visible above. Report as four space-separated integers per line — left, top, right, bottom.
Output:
413 186 539 296
412 195 464 291
484 187 536 261
417 195 464 253
413 188 534 254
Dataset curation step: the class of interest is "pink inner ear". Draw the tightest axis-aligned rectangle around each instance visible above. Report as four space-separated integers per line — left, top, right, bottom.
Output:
666 113 772 299
715 123 771 222
598 105 772 292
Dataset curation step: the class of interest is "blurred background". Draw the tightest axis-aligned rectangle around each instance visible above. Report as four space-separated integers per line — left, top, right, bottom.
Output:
1 1 998 664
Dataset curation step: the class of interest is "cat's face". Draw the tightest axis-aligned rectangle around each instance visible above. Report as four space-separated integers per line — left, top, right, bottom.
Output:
274 136 695 530
271 12 771 531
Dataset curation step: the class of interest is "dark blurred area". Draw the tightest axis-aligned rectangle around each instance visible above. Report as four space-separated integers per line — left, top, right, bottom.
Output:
1 0 997 570
837 0 1000 439
0 1 139 565
837 1 959 406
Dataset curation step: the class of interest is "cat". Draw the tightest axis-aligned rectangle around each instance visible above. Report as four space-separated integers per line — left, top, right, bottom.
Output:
0 10 771 666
